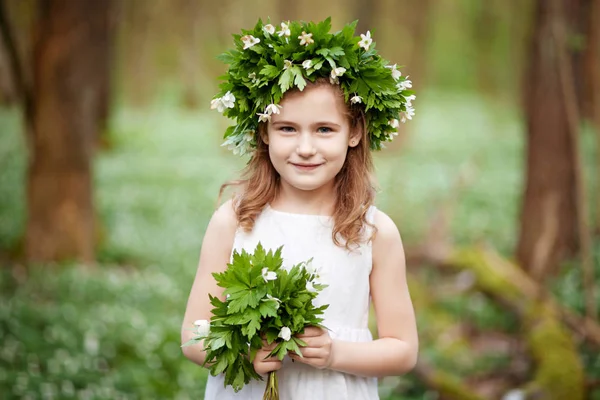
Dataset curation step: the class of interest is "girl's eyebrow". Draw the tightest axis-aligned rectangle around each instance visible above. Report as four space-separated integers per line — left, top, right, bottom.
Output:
272 120 342 128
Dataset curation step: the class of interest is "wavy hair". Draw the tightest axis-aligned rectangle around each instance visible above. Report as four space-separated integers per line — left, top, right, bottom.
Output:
219 79 377 250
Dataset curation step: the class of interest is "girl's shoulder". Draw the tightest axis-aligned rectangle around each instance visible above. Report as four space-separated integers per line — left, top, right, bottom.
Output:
207 199 238 235
370 208 403 248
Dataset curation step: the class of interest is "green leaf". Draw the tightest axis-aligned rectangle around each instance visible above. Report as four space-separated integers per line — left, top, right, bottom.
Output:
278 68 294 92
291 66 307 91
259 65 280 79
259 300 278 318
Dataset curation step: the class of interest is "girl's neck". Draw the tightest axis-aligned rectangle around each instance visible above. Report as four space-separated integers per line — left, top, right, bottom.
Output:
271 180 336 216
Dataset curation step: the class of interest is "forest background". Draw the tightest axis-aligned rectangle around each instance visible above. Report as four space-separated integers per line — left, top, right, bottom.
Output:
0 0 599 399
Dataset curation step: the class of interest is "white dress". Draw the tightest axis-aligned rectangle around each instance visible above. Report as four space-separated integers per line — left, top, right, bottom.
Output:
204 205 379 400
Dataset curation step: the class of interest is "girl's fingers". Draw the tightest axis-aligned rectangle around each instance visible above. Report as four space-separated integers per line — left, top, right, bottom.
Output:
297 326 323 338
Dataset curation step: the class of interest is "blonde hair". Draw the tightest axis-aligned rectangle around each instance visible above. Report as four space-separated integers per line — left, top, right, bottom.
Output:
219 79 377 250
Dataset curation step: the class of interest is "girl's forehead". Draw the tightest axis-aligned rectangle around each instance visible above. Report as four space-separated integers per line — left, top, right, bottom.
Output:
276 85 347 121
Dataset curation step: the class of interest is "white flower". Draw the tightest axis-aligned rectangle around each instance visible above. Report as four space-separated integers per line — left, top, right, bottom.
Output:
306 281 317 293
265 294 281 309
263 24 276 35
298 31 314 46
329 67 346 84
265 103 282 115
404 94 416 106
350 95 362 104
386 64 401 80
278 326 292 341
389 119 400 129
358 31 373 51
262 267 277 282
397 78 412 91
277 21 291 37
404 105 415 121
401 115 407 124
248 72 257 83
210 98 225 113
283 59 293 70
257 113 271 123
221 91 235 109
241 35 260 50
193 319 210 337
302 59 312 70
244 130 255 143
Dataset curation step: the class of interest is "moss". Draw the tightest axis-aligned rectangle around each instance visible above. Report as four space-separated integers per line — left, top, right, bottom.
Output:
525 304 584 400
427 370 485 400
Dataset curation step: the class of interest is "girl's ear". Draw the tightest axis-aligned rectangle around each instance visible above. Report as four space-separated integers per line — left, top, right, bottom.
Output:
348 132 361 148
260 128 269 145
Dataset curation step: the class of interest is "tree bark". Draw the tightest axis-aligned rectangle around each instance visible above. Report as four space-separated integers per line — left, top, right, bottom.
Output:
25 0 110 263
516 0 579 280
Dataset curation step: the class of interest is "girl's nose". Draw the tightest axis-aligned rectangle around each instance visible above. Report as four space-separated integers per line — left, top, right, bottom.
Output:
296 132 317 157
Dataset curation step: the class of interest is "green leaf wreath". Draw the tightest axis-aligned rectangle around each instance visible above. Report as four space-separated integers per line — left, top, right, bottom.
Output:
210 17 416 156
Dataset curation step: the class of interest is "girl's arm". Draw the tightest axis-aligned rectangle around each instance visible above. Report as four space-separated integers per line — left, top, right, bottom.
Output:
288 210 418 376
181 199 238 366
330 209 418 377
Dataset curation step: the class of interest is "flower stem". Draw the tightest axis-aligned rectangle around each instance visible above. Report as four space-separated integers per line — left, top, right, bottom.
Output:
262 371 279 400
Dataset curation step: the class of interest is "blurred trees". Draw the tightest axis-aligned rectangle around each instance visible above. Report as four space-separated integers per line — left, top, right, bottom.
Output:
0 0 112 262
517 0 597 322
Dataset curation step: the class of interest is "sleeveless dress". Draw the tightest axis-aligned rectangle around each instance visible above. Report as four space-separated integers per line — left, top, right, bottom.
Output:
204 205 380 400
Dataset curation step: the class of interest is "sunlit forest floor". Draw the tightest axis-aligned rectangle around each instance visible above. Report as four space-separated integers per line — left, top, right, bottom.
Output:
0 91 598 399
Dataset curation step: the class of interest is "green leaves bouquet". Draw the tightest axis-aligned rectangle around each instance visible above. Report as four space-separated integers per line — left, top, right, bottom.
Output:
183 243 328 399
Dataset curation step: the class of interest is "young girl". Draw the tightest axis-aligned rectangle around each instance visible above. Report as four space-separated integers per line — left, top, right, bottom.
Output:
182 18 418 400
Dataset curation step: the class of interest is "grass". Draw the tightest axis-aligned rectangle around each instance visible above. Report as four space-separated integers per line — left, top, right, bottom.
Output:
0 90 597 399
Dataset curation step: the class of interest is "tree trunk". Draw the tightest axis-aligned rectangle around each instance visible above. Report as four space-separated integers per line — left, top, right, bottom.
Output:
516 0 579 280
25 0 110 263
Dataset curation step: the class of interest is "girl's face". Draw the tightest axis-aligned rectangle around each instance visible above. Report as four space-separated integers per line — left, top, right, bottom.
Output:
265 84 359 193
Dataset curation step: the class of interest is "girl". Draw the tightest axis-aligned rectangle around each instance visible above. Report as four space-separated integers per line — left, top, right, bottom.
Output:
182 19 418 400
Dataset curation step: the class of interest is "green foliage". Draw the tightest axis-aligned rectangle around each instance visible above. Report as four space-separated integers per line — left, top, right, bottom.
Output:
183 243 327 392
212 17 415 155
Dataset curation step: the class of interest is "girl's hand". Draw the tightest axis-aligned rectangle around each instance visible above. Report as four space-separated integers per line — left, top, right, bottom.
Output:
288 326 334 369
253 339 283 376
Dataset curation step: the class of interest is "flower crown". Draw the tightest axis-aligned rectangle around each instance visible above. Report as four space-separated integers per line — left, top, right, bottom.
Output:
211 18 416 156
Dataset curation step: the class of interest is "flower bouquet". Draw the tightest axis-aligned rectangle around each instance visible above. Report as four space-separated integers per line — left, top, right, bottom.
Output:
183 243 327 399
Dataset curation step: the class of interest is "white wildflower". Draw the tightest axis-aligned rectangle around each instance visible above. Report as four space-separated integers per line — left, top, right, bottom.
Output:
389 119 400 129
401 115 407 124
265 103 282 115
350 95 362 104
241 35 260 50
329 67 346 84
220 91 235 109
298 31 314 46
193 319 210 337
397 78 412 91
248 72 257 83
263 24 276 35
386 64 401 80
302 59 312 70
278 326 292 341
210 98 225 113
404 94 416 106
277 21 291 37
306 281 317 293
265 294 281 309
244 130 255 143
405 105 415 120
358 31 373 51
257 113 271 123
262 267 277 282
283 59 293 70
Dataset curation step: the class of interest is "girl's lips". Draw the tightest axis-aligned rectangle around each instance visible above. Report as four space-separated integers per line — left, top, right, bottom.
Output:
291 163 322 171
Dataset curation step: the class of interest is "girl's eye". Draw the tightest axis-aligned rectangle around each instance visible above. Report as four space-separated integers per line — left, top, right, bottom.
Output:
279 126 295 133
317 127 333 134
